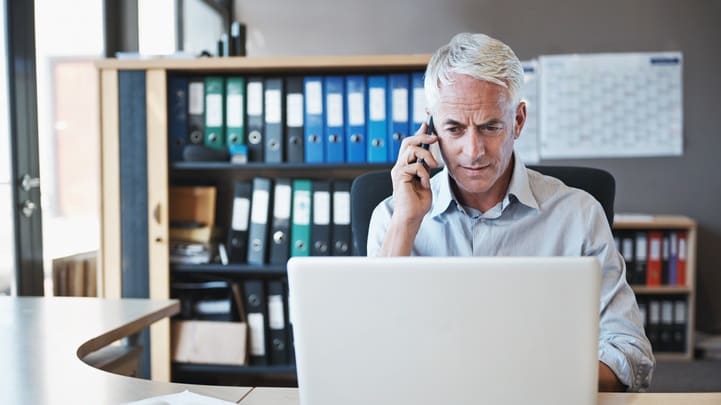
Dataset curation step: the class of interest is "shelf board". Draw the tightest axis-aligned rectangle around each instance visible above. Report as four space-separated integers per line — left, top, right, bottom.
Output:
172 263 287 277
613 215 696 230
171 161 392 171
97 54 430 72
631 285 691 295
172 362 296 376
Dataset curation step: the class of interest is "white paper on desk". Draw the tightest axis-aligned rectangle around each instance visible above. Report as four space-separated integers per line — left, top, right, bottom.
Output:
515 60 540 164
539 51 683 159
123 390 237 405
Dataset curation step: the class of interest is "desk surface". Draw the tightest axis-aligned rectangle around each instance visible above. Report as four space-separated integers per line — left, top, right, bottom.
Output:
0 297 250 404
2 297 719 405
239 387 721 405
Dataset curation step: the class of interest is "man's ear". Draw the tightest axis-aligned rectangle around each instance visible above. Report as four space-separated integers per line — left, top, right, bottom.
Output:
513 101 527 140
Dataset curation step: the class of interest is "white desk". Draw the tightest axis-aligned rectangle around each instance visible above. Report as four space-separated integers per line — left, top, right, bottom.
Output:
239 387 721 405
2 296 719 405
0 297 250 404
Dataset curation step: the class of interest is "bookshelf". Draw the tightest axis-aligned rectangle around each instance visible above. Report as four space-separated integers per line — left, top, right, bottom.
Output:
98 54 430 383
612 215 697 361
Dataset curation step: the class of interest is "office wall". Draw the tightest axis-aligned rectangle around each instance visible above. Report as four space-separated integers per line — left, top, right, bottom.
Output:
234 0 721 333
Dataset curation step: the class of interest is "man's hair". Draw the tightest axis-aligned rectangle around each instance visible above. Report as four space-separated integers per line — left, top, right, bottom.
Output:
424 33 524 112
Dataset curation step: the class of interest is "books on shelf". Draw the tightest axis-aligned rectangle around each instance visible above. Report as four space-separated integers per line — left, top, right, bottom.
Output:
168 72 425 165
637 295 688 353
613 229 688 286
223 177 353 266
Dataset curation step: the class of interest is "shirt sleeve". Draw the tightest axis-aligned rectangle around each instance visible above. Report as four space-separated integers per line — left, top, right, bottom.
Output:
584 200 656 392
366 197 394 257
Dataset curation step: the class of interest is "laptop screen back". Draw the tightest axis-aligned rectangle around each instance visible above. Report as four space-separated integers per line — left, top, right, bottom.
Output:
287 256 600 405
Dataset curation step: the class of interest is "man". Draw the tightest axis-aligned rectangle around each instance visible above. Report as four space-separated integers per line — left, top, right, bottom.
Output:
367 33 655 392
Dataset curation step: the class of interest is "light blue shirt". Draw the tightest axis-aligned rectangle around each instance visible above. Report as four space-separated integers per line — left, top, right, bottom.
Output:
368 157 655 391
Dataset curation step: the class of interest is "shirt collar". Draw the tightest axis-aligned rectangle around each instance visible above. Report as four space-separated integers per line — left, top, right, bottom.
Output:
507 153 540 211
429 153 540 218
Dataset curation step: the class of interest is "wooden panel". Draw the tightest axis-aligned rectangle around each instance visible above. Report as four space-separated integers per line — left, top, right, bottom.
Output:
96 54 430 72
613 215 696 230
146 69 171 382
100 69 121 299
686 223 697 361
631 286 691 295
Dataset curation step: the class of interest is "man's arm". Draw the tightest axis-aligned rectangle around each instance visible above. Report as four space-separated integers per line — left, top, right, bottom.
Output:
583 199 655 391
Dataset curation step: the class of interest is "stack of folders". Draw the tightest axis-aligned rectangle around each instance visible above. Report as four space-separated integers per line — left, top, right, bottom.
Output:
227 177 353 266
170 279 296 367
167 72 427 165
613 230 688 286
636 295 688 353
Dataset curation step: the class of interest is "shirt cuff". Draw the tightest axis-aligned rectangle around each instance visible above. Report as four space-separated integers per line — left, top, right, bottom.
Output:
599 339 654 391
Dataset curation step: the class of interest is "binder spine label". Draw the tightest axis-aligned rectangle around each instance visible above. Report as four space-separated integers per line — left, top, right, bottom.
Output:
227 94 244 127
287 94 304 127
248 82 263 115
189 83 204 115
294 191 311 225
251 189 270 223
206 94 223 126
248 313 266 355
268 295 285 329
306 82 322 114
274 185 292 219
333 191 351 225
327 94 343 126
392 88 408 122
348 93 364 125
232 198 250 230
369 88 386 120
265 89 282 124
313 191 330 225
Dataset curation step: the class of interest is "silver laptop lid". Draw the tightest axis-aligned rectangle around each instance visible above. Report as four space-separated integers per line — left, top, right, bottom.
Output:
288 256 600 405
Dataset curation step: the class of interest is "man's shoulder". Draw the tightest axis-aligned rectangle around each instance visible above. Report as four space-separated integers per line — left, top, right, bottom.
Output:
525 167 599 209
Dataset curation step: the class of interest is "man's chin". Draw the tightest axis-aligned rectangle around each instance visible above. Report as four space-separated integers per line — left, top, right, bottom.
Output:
450 171 494 194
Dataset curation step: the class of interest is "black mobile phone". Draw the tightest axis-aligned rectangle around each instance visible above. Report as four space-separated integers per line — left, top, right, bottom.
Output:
421 116 436 150
418 116 435 171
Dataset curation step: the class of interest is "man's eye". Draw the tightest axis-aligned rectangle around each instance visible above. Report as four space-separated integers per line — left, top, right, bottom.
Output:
482 125 504 135
445 127 462 134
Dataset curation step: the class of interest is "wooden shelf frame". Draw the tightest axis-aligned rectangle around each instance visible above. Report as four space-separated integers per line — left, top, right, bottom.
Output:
612 215 697 361
99 54 431 381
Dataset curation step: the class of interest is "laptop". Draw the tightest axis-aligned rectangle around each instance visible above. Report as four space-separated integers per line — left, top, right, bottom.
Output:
287 256 601 405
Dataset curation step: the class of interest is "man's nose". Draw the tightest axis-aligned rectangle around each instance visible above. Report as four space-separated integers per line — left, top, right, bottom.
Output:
463 130 485 160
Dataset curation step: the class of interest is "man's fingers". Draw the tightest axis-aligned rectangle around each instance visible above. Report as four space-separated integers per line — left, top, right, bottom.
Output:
396 162 432 189
403 145 439 168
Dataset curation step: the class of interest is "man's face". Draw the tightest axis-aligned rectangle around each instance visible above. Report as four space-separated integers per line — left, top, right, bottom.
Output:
433 74 525 207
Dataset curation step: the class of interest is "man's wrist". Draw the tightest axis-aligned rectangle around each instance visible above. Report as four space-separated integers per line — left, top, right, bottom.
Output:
379 215 422 256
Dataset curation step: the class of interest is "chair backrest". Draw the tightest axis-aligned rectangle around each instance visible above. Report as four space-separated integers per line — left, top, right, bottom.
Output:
350 166 615 256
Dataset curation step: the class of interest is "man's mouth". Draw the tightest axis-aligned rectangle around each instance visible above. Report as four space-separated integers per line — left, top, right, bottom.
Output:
461 164 490 172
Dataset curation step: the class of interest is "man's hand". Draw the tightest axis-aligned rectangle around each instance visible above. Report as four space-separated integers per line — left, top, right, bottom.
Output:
598 361 626 392
389 122 440 224
379 123 439 256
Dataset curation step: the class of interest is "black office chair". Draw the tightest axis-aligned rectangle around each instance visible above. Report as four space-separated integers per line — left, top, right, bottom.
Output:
350 166 615 256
